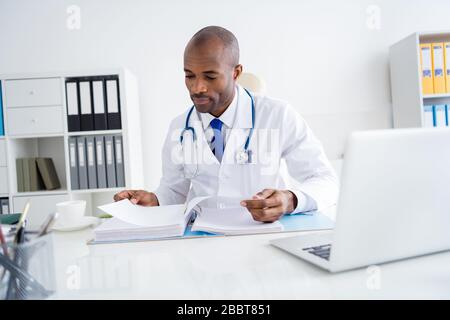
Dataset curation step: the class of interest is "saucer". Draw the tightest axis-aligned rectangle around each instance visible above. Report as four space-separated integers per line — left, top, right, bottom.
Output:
52 216 100 232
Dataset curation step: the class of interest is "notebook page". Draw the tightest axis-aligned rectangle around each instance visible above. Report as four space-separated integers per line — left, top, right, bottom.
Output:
98 196 212 227
98 200 185 227
192 207 283 234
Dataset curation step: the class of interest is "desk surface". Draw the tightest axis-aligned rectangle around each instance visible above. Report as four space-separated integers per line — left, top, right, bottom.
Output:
50 226 450 299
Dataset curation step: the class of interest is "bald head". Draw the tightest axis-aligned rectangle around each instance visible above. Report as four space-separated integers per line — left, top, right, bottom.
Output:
184 26 243 116
186 26 240 67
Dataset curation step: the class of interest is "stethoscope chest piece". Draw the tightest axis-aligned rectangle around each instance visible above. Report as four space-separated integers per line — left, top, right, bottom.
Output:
236 149 251 165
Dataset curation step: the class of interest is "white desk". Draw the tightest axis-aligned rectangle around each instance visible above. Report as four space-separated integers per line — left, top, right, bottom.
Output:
49 227 450 299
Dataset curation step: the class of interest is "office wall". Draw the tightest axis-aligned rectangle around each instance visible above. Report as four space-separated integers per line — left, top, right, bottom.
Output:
1 0 450 189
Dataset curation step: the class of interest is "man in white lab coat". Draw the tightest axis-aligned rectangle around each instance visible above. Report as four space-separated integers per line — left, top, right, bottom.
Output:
114 26 338 222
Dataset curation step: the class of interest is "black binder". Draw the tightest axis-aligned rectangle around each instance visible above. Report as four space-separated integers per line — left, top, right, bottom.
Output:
93 80 108 130
65 80 81 132
79 81 95 131
105 78 122 129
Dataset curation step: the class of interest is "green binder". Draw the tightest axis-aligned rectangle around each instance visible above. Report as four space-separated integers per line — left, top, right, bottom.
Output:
36 158 61 190
16 158 24 192
28 158 45 191
22 158 30 192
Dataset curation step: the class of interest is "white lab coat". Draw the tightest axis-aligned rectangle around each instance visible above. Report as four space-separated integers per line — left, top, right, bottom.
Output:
154 85 339 213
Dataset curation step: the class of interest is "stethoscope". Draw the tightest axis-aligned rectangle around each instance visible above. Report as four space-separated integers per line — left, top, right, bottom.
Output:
180 88 255 179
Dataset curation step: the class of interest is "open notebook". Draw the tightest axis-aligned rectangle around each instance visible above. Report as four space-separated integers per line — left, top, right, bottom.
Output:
95 196 285 242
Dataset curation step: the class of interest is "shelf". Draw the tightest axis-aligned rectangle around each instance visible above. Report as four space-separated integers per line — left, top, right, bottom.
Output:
0 194 9 198
13 189 69 197
423 93 450 99
8 133 64 140
67 129 122 137
70 187 124 194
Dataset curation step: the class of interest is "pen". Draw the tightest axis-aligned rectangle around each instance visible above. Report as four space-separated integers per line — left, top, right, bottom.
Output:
37 212 58 237
13 201 30 245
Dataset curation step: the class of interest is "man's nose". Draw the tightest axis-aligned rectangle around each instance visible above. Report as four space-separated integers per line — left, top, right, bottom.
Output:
191 78 208 94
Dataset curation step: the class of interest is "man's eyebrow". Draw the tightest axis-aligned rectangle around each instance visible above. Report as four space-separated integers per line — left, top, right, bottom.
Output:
203 70 219 74
183 69 219 74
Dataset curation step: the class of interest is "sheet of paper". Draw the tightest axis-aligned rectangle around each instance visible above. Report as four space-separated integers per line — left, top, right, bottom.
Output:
98 196 211 227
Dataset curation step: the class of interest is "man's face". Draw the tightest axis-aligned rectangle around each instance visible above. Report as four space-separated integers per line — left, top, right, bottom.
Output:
184 40 240 115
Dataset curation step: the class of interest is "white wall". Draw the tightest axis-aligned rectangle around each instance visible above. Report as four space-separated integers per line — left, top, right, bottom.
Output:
1 0 450 190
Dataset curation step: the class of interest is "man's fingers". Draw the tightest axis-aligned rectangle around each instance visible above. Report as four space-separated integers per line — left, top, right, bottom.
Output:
130 190 147 204
241 197 280 209
256 189 276 199
113 190 136 202
247 206 283 222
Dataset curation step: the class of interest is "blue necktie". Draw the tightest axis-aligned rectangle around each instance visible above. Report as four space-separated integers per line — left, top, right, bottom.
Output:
210 118 224 162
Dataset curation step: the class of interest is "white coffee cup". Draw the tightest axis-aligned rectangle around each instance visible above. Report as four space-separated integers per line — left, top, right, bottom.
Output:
55 200 86 226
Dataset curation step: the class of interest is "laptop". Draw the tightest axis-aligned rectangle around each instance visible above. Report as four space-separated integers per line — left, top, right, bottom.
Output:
270 127 450 273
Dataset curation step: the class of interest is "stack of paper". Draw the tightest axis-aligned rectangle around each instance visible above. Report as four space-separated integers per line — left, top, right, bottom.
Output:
95 196 209 242
191 207 284 235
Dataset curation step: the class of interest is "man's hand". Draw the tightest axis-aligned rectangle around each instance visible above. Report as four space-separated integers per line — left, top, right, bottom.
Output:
113 190 159 206
240 189 298 222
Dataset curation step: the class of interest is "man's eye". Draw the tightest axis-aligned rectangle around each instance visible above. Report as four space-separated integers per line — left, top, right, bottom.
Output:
185 75 194 79
206 76 216 80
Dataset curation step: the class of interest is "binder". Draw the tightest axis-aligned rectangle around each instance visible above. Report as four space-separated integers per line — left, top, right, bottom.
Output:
65 80 81 132
423 105 435 128
106 79 122 129
432 43 446 94
22 158 30 192
435 104 447 127
36 158 61 190
28 158 45 191
445 42 450 93
77 136 88 190
79 81 95 131
16 158 24 192
104 135 117 188
114 135 125 187
86 136 98 189
95 135 108 189
420 43 434 95
0 83 4 136
0 198 9 214
92 80 108 130
447 105 449 126
68 137 79 190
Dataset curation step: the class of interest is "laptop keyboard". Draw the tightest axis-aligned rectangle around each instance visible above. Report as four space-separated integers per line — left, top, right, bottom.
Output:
302 244 332 261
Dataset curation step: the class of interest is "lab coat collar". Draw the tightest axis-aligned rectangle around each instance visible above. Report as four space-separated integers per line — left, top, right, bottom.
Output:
199 85 253 130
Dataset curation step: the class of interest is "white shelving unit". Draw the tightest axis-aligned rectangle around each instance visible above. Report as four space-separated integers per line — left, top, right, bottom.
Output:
389 31 450 128
0 68 144 228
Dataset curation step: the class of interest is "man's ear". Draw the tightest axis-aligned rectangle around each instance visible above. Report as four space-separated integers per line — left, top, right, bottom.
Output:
233 64 243 80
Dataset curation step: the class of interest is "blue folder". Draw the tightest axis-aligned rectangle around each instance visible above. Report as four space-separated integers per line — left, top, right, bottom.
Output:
88 211 335 245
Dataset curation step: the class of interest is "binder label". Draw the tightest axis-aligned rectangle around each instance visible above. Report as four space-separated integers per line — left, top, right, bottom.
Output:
78 142 85 167
70 143 76 167
421 46 432 77
93 81 105 114
116 140 122 164
433 44 444 76
96 141 103 165
106 80 119 113
106 141 113 165
66 82 79 115
87 141 94 166
80 81 92 115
